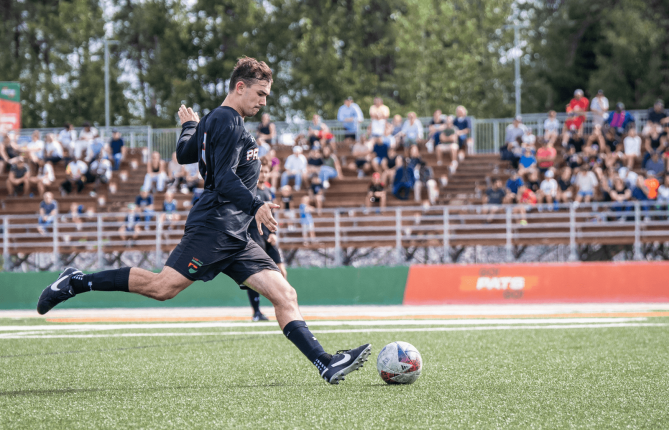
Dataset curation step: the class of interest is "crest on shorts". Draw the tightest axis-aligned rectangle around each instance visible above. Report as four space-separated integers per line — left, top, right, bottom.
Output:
188 257 202 274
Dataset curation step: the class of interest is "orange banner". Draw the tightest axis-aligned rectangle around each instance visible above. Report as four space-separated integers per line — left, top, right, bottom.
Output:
403 262 669 304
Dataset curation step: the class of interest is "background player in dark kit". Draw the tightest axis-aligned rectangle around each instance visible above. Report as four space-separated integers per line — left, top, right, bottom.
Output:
245 159 287 321
37 57 370 385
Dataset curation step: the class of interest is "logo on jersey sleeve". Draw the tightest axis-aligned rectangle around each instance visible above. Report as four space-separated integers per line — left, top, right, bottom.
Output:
246 148 259 161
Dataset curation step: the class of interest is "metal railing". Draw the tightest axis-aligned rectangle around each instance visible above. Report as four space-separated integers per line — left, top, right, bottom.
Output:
3 201 669 271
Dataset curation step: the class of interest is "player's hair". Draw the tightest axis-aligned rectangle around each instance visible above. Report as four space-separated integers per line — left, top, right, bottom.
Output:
228 57 273 92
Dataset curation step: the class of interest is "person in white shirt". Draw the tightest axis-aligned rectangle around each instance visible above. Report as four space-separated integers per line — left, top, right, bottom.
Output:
281 146 308 191
539 169 558 204
75 122 98 160
30 161 55 196
574 167 599 203
590 90 609 127
368 97 390 138
44 133 64 164
26 130 45 165
657 175 669 204
623 127 641 169
58 123 77 156
522 127 536 146
61 159 88 194
543 110 560 146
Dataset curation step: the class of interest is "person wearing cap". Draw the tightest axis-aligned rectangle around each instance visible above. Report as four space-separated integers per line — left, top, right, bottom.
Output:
568 89 589 112
109 129 125 171
337 97 364 144
281 145 307 190
590 90 609 127
647 99 668 126
505 116 527 145
539 169 558 206
365 172 386 212
606 103 635 136
542 110 560 146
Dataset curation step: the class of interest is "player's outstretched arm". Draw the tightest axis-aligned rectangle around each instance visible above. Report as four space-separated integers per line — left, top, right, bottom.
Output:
255 202 280 235
176 105 200 165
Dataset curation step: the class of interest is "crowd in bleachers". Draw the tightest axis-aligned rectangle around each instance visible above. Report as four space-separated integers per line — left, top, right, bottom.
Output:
489 90 669 224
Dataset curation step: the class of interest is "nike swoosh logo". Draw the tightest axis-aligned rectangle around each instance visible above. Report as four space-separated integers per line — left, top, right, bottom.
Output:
331 353 351 368
50 274 69 292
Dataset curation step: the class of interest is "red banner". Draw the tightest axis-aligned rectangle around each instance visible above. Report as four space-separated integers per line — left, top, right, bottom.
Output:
0 82 21 132
403 262 669 304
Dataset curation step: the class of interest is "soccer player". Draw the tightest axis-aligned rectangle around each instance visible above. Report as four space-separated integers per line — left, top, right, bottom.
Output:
245 159 287 321
36 57 371 385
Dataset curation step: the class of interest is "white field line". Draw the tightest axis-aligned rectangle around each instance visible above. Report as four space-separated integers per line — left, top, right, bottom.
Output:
0 317 649 333
0 322 666 339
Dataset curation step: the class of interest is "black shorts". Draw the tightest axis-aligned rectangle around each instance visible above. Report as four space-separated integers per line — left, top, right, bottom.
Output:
344 133 356 140
165 226 280 286
355 159 367 168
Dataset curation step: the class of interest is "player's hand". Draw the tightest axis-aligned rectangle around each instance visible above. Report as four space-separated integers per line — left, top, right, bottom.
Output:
256 202 280 235
267 233 277 246
178 104 200 124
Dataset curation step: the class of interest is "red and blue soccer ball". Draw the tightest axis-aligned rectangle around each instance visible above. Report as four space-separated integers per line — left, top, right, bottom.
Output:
376 341 422 384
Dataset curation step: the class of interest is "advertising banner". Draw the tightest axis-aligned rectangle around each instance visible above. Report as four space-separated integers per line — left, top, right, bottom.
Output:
404 262 669 304
0 82 21 132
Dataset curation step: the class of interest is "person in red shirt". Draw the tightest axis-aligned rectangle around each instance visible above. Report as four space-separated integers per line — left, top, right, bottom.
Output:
514 184 537 225
563 89 589 140
568 89 589 111
536 140 557 173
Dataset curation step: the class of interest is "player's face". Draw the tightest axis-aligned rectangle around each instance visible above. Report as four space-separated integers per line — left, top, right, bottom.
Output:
240 81 271 117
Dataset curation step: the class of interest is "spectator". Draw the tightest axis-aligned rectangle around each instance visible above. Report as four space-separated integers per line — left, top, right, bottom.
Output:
568 89 589 112
518 147 537 176
26 130 45 166
75 122 97 160
307 114 333 149
86 134 105 162
119 204 141 244
281 146 308 190
436 116 458 169
563 127 586 154
543 110 560 146
427 109 446 152
606 103 635 136
337 97 364 144
505 116 528 145
390 114 404 148
563 105 585 139
643 123 667 168
371 131 389 174
6 156 30 196
590 90 609 127
623 127 642 169
609 177 632 207
365 172 386 213
399 112 423 155
85 152 113 195
256 113 276 147
58 123 77 157
382 146 400 188
502 117 526 167
30 160 55 197
392 156 414 200
37 192 57 235
504 170 524 204
536 141 557 173
369 96 390 139
160 190 180 229
631 174 650 208
306 148 323 177
645 152 665 175
657 175 669 207
109 129 125 171
307 173 324 215
299 195 316 245
557 167 574 203
453 105 471 160
61 158 87 194
143 151 167 192
0 133 20 171
482 178 505 222
167 151 187 191
67 202 85 231
515 183 537 225
319 146 342 189
539 169 558 206
43 133 63 165
182 162 201 194
526 170 542 196
574 167 598 203
266 149 281 192
645 172 660 201
646 99 668 129
521 127 536 147
408 146 436 204
347 139 371 178
135 187 155 228
279 185 293 210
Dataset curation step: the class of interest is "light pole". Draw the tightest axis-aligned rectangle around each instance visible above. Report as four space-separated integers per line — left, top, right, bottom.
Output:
503 23 528 117
104 39 120 134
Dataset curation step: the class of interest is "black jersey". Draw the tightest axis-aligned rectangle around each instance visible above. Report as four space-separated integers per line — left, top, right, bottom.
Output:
248 186 273 244
176 106 263 241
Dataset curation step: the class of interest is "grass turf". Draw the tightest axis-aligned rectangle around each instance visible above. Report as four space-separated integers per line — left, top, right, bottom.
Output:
1 319 668 429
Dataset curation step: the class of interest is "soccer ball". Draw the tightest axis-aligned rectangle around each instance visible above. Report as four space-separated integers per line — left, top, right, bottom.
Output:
376 341 422 384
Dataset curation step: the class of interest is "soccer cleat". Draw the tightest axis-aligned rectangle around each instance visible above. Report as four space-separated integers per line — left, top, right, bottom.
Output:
36 267 82 315
252 312 269 322
318 344 372 385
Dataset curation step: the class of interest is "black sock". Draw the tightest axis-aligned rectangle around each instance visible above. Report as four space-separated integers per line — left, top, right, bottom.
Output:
283 320 331 366
70 267 131 294
247 289 261 314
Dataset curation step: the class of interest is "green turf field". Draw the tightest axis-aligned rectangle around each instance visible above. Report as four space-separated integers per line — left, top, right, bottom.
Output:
1 317 669 429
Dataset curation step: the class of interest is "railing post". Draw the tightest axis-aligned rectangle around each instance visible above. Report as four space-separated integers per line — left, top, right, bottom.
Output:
569 203 578 261
443 208 452 263
130 132 136 149
155 216 163 269
52 216 60 270
470 117 477 155
97 214 103 269
147 125 153 155
493 120 500 152
334 210 342 266
3 216 10 271
505 206 513 262
395 208 402 264
634 201 642 260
